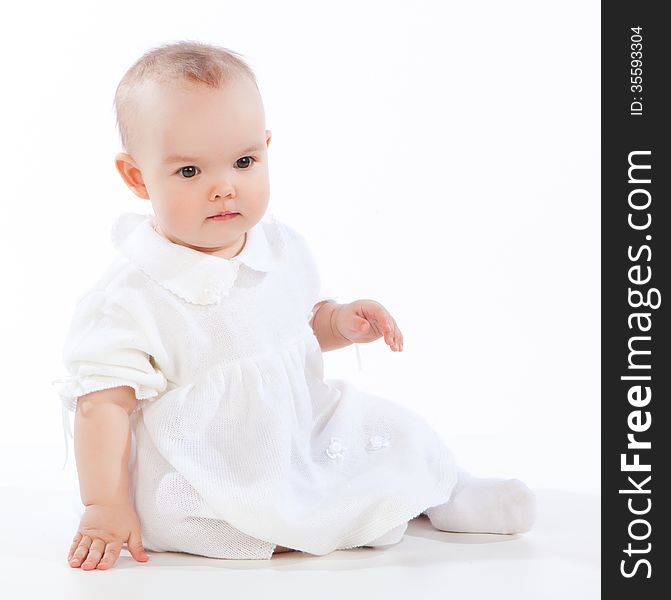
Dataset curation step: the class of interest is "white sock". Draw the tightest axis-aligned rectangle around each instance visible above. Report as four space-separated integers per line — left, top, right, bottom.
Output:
424 469 537 534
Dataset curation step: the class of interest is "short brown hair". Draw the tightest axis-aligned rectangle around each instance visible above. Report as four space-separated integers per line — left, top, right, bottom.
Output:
113 40 258 156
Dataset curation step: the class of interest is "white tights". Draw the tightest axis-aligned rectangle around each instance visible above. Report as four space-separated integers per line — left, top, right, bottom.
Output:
364 468 537 548
424 468 537 534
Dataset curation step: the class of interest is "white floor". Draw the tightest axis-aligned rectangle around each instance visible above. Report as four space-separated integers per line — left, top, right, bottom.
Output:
0 483 599 600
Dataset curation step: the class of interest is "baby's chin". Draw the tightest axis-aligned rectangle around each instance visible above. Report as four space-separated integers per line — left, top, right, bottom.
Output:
185 234 248 258
154 218 248 255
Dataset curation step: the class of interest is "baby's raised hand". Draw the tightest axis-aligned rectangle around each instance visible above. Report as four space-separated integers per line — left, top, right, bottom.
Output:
67 503 149 570
335 300 403 351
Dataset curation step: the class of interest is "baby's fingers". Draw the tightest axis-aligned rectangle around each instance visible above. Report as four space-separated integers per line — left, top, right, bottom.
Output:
97 541 123 570
127 529 150 563
69 533 91 567
67 531 83 562
81 538 106 570
379 317 402 351
390 326 404 351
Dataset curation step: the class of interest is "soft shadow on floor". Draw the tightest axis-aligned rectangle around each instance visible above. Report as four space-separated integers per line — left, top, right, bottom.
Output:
0 485 600 600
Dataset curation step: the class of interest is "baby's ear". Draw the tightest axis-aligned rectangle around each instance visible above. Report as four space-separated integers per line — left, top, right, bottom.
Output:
114 152 150 200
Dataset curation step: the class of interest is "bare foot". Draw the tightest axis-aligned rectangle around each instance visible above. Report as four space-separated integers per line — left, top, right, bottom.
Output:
273 545 295 554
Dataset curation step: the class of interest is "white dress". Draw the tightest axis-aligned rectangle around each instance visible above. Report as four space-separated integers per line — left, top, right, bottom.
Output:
53 211 459 559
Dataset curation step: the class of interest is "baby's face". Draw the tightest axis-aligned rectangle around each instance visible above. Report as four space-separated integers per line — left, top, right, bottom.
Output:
115 77 271 258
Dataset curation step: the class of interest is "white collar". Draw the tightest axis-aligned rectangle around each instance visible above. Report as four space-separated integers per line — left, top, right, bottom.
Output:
110 212 283 305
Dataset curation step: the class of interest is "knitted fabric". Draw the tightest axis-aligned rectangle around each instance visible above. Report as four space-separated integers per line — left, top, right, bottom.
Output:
52 211 458 558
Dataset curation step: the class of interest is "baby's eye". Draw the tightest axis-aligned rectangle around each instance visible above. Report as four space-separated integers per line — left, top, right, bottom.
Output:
236 156 256 169
178 166 200 178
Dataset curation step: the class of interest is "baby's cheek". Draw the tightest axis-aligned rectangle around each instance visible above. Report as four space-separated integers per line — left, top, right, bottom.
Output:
249 175 270 203
172 199 195 220
168 201 198 231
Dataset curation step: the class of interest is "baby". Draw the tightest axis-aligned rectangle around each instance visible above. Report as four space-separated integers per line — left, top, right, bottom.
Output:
55 41 536 570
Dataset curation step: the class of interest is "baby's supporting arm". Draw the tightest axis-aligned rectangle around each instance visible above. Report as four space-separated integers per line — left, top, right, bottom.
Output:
74 387 137 505
67 387 149 570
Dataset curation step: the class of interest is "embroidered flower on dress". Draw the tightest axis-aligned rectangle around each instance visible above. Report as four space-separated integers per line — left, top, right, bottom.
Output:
325 437 347 460
366 434 391 451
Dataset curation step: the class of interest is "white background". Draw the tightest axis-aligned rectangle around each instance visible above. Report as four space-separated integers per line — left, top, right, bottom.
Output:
0 2 601 596
0 0 598 510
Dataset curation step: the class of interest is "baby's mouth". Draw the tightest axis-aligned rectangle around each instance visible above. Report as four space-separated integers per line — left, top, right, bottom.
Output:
208 212 240 220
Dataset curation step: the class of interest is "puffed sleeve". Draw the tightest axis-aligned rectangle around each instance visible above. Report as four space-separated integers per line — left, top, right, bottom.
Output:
52 290 168 414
